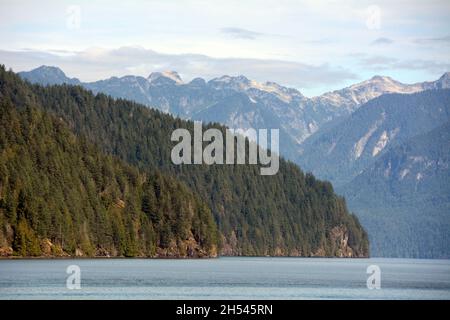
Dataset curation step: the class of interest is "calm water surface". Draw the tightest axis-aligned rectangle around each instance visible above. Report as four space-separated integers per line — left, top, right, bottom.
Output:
0 257 449 299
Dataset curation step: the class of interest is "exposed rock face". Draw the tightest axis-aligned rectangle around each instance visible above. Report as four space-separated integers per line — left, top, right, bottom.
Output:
156 237 218 258
219 232 239 256
329 226 355 258
0 228 362 258
308 226 366 258
0 224 14 257
0 246 13 257
40 238 54 256
0 236 217 259
219 226 366 258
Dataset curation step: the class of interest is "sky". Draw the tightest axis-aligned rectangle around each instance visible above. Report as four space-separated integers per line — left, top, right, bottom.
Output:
0 0 449 96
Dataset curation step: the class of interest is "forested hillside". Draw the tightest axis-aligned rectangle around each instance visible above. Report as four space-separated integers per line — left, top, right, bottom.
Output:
0 98 218 257
297 89 450 258
0 66 369 257
342 122 450 258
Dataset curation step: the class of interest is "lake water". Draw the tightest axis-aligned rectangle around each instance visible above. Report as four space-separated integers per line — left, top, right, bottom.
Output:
0 257 449 299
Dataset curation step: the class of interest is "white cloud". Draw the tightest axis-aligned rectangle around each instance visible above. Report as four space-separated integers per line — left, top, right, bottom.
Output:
0 47 358 91
414 35 450 45
357 54 450 73
1 0 449 94
220 28 265 40
371 37 394 46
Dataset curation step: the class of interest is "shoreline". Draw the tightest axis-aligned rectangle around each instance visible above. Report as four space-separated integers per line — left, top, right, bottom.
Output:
0 255 370 260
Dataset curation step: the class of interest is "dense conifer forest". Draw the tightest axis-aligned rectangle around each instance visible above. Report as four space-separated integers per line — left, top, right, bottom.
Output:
0 66 369 257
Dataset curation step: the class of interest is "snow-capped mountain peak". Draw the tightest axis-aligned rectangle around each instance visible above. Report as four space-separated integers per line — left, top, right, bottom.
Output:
208 75 250 88
208 75 302 103
148 71 183 84
314 74 427 109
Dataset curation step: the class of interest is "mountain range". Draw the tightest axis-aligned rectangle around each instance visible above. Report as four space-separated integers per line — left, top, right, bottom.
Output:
18 65 450 258
18 66 450 156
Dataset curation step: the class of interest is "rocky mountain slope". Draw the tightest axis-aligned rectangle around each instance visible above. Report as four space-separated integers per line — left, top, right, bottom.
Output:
297 90 450 187
341 121 450 258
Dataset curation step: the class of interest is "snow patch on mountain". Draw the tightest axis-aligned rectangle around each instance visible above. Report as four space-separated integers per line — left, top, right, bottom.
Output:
354 125 377 159
372 130 389 156
248 80 297 103
327 141 337 155
148 71 183 84
313 75 430 112
208 75 302 103
399 168 410 180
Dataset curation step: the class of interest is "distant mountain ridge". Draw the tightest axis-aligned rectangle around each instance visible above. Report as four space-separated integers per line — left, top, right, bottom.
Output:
18 66 450 160
313 73 450 112
19 65 81 86
298 90 450 187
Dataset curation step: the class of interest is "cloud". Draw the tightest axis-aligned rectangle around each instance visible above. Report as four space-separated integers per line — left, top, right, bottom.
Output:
220 27 265 40
414 35 450 44
371 37 393 45
357 54 450 73
0 46 357 90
